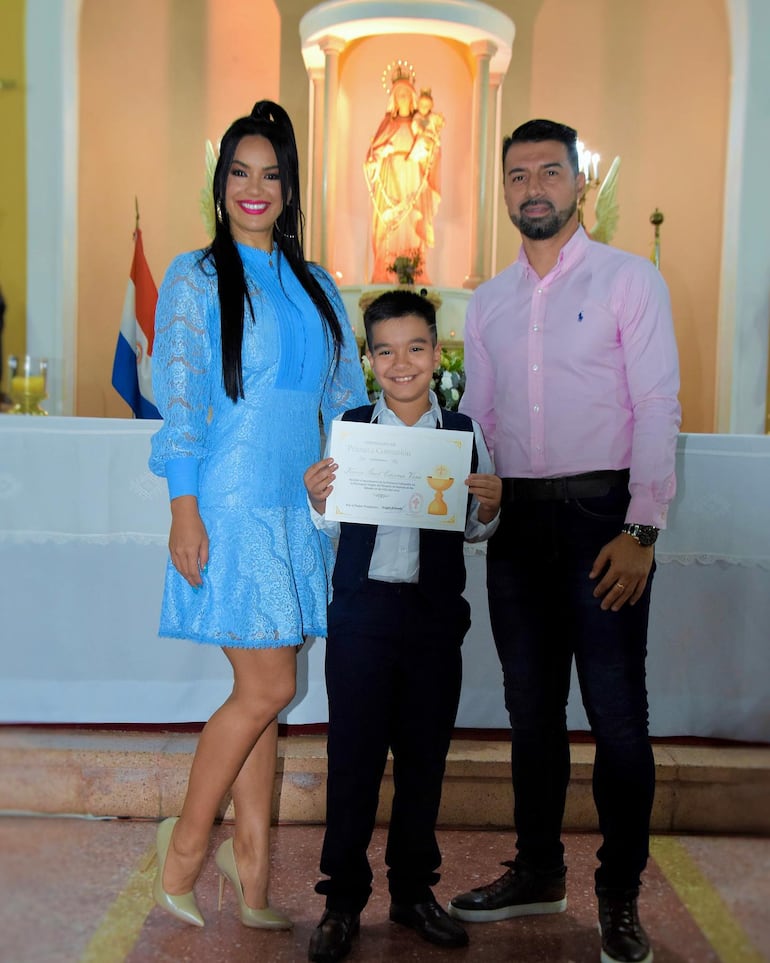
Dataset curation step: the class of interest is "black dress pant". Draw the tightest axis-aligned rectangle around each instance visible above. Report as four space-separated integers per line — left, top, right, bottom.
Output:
315 579 469 913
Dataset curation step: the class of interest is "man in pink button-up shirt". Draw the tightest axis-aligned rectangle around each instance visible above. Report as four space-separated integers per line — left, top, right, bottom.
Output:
449 119 681 963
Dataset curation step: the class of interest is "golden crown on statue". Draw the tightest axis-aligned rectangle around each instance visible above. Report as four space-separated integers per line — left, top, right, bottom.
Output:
381 59 416 92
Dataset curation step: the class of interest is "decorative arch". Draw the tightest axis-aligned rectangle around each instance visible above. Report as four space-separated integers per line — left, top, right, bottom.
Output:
299 0 515 288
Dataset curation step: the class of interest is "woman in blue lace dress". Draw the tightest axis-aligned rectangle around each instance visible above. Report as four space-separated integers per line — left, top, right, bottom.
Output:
148 101 367 931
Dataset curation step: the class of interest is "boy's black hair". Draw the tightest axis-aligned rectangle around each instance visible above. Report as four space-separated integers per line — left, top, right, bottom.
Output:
364 289 437 349
502 118 580 176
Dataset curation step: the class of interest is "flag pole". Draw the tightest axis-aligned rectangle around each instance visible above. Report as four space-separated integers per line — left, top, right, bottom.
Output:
134 197 140 236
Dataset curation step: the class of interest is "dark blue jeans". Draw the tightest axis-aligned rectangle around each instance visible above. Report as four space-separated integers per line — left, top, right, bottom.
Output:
487 484 655 894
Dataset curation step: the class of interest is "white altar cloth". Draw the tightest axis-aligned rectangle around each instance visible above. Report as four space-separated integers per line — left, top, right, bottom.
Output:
0 418 768 741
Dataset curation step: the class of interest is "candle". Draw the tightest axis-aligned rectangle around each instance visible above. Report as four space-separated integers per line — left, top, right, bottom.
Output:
11 375 46 396
576 141 585 177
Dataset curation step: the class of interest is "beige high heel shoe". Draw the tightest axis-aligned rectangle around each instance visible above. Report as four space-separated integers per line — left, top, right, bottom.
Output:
215 837 293 930
153 817 205 927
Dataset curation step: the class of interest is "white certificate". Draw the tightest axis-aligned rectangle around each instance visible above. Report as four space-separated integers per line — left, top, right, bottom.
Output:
325 420 473 532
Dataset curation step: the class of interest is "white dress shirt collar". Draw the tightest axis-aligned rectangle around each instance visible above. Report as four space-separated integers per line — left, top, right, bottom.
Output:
370 389 444 428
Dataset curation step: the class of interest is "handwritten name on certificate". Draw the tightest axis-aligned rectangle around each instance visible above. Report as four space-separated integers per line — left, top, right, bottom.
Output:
326 420 473 532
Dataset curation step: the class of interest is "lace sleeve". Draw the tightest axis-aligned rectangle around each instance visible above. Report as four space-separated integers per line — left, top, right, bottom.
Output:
313 266 369 430
148 252 215 478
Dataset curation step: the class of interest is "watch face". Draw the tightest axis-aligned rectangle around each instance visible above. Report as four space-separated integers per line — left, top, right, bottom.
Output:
624 523 659 546
636 526 659 546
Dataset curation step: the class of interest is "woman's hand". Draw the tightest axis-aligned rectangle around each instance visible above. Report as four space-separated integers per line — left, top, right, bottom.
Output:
168 495 209 589
304 458 337 515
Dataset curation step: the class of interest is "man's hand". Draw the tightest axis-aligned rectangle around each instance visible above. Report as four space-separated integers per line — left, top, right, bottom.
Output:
169 495 209 589
304 457 337 515
466 473 502 524
590 533 654 611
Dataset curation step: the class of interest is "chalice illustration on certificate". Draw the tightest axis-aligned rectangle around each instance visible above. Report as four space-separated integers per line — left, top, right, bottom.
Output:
426 464 454 515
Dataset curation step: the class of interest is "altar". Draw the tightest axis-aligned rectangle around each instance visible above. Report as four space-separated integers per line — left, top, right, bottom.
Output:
0 417 768 742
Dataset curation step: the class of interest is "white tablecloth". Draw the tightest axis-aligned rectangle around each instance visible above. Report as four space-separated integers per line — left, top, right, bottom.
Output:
0 418 768 740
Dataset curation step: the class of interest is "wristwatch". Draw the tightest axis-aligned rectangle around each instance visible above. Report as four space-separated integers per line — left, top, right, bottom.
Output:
621 523 659 547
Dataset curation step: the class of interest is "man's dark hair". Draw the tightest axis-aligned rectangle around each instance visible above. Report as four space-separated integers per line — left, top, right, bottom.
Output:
502 119 580 176
364 289 437 349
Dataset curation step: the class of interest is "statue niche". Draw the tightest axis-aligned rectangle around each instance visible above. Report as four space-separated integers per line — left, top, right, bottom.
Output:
364 61 444 284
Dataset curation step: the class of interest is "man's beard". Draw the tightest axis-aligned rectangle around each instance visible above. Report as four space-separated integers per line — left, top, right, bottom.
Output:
510 197 577 240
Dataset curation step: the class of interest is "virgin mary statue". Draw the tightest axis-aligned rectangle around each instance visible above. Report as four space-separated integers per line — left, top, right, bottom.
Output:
364 64 442 284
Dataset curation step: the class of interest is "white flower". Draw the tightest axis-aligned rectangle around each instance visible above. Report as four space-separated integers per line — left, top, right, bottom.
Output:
441 370 453 391
450 388 460 401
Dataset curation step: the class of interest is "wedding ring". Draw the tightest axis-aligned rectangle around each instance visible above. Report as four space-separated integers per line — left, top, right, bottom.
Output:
615 582 625 590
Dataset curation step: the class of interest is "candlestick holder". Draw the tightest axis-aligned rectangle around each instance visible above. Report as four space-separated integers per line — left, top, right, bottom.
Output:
8 355 49 415
576 139 601 227
650 208 664 269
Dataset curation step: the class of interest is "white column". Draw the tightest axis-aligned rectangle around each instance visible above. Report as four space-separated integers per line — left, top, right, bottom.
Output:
488 70 505 280
464 40 496 290
305 67 324 262
717 0 770 432
25 0 82 414
318 35 346 272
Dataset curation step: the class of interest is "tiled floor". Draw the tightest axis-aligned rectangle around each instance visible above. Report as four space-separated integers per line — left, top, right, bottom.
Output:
0 817 767 963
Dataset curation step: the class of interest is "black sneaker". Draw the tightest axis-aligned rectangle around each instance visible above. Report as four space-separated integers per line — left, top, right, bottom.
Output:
448 861 567 922
598 893 652 963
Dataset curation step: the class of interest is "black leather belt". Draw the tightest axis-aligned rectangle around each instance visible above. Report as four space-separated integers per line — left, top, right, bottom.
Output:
501 469 629 502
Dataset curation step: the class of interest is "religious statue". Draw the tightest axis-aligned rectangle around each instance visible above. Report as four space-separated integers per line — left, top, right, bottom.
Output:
364 62 444 284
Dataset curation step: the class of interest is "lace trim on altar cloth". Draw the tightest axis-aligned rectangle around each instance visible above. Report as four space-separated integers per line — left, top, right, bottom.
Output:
1 536 767 571
462 544 770 569
654 552 770 571
0 532 169 546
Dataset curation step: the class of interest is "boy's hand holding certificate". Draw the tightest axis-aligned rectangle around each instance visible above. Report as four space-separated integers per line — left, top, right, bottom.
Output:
325 420 473 532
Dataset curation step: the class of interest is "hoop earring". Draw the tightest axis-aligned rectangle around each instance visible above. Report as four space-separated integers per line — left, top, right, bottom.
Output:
274 218 296 241
215 201 223 223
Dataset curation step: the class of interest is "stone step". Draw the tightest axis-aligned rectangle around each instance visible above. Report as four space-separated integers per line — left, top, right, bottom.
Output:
1 728 768 834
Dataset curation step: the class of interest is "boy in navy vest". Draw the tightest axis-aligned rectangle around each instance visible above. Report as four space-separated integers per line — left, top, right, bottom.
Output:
304 289 501 961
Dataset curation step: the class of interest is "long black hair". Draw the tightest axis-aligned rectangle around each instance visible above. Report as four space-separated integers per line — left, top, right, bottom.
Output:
205 101 344 401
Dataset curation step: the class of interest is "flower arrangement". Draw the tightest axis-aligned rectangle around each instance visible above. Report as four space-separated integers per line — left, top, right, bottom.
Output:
360 346 466 411
386 248 424 285
361 353 379 401
432 347 465 410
